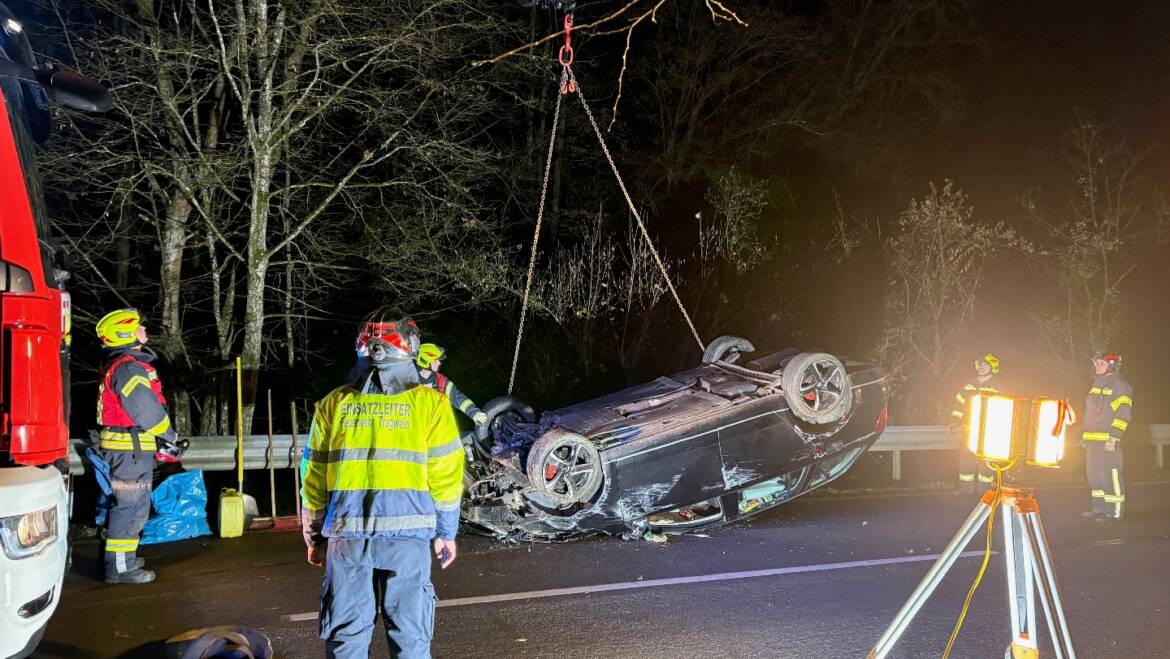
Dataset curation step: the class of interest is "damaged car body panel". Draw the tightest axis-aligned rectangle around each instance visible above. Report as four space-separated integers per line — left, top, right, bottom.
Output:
462 340 888 541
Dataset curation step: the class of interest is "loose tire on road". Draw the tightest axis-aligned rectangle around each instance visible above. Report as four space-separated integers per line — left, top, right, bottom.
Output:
526 429 604 507
781 352 853 425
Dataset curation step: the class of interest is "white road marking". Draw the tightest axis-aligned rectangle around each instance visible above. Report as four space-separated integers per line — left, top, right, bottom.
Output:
282 550 988 621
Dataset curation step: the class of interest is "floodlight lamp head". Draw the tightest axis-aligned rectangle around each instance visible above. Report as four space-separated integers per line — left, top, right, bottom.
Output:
966 394 1072 470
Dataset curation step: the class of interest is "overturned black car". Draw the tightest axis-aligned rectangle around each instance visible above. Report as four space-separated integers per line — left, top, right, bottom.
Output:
461 337 889 541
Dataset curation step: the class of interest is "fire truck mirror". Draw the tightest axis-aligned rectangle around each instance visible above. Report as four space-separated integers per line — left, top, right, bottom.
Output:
34 67 111 113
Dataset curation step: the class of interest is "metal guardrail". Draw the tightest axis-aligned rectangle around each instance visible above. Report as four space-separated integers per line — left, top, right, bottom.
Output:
873 424 1170 480
67 434 303 476
871 426 952 481
67 424 1170 480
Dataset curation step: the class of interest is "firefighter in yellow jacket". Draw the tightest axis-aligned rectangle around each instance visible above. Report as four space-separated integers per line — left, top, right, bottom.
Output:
302 306 463 659
1081 352 1132 521
952 353 1000 493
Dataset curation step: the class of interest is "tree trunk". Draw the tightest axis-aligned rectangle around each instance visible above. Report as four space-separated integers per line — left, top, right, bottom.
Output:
159 187 191 361
172 388 191 437
199 392 218 437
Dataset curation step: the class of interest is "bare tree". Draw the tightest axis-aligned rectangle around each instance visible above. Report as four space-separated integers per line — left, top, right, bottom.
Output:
877 180 1022 421
626 0 976 195
43 0 527 431
1021 117 1168 383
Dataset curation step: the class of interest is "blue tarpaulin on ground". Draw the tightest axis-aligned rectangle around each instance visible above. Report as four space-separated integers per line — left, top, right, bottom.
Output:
83 445 113 526
142 470 212 545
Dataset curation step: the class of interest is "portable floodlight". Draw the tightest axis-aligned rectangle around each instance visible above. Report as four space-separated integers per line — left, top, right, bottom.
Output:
1027 398 1072 467
966 394 1072 467
967 394 1017 463
872 393 1080 659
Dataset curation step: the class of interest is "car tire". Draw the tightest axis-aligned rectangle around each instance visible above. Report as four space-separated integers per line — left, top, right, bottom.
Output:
477 396 536 443
702 335 756 364
782 352 853 424
525 429 604 507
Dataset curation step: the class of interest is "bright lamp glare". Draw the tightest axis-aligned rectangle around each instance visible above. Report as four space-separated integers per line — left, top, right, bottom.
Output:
1031 399 1066 466
967 396 982 452
979 396 1016 462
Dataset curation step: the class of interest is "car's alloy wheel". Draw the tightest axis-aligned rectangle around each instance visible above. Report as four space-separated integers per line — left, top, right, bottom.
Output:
782 352 854 424
526 429 604 507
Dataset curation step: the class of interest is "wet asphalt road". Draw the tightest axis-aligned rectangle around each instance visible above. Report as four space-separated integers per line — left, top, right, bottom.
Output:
41 482 1170 659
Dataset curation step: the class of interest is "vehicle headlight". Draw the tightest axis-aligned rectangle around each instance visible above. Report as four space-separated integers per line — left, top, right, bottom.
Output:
0 506 58 560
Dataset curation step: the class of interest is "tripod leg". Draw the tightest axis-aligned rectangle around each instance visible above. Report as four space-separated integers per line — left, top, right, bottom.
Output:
868 498 994 659
1024 511 1077 659
1004 507 1038 658
1023 510 1077 659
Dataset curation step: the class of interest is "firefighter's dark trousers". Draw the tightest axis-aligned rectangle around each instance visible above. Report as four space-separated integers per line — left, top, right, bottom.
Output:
958 446 994 490
100 449 153 575
320 537 435 659
1086 441 1125 518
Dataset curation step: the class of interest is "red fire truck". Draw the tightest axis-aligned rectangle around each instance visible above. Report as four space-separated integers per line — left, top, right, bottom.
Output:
1 5 109 657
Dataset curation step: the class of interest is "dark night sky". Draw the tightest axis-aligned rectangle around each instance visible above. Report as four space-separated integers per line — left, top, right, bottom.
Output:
937 0 1170 416
951 0 1170 210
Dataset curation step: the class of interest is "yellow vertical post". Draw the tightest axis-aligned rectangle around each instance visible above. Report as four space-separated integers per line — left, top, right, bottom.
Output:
236 356 244 493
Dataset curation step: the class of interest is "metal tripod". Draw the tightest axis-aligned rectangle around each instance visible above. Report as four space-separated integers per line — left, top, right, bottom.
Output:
868 487 1077 659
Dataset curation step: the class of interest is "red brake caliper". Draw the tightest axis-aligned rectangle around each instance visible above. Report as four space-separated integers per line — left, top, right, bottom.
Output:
545 464 559 480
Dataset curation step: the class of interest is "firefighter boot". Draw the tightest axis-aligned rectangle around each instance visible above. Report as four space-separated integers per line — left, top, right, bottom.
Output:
105 552 155 584
105 567 156 584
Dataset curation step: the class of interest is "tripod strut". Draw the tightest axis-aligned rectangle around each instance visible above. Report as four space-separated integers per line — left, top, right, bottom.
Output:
868 487 1077 659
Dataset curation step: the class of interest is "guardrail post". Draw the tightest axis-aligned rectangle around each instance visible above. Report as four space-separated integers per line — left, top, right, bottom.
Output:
892 450 902 481
1158 444 1165 470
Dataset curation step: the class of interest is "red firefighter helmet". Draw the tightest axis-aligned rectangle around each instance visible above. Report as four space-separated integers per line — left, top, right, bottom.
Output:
1091 351 1121 372
356 306 419 363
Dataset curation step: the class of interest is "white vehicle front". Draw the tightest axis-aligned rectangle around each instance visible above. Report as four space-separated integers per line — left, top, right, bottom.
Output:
0 466 68 659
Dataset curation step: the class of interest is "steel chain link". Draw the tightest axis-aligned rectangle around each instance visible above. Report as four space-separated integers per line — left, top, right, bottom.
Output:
508 69 568 395
568 69 707 355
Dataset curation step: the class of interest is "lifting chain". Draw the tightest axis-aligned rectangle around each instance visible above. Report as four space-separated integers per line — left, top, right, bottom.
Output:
508 67 569 396
507 23 706 395
568 67 706 355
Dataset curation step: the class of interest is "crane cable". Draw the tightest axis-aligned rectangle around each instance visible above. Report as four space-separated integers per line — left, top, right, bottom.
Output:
508 15 706 394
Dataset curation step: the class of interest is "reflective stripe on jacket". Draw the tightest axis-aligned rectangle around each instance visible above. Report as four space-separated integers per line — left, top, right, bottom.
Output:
950 379 999 425
96 349 175 451
301 384 463 540
1082 373 1133 442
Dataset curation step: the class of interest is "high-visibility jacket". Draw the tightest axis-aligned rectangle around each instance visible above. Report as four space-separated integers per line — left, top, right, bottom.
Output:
949 377 999 427
96 348 176 451
1082 372 1133 443
301 383 463 541
418 369 482 420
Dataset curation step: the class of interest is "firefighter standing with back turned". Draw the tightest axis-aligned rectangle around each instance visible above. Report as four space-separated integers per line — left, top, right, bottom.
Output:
952 353 1000 493
95 309 185 584
1081 352 1132 522
302 307 463 659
